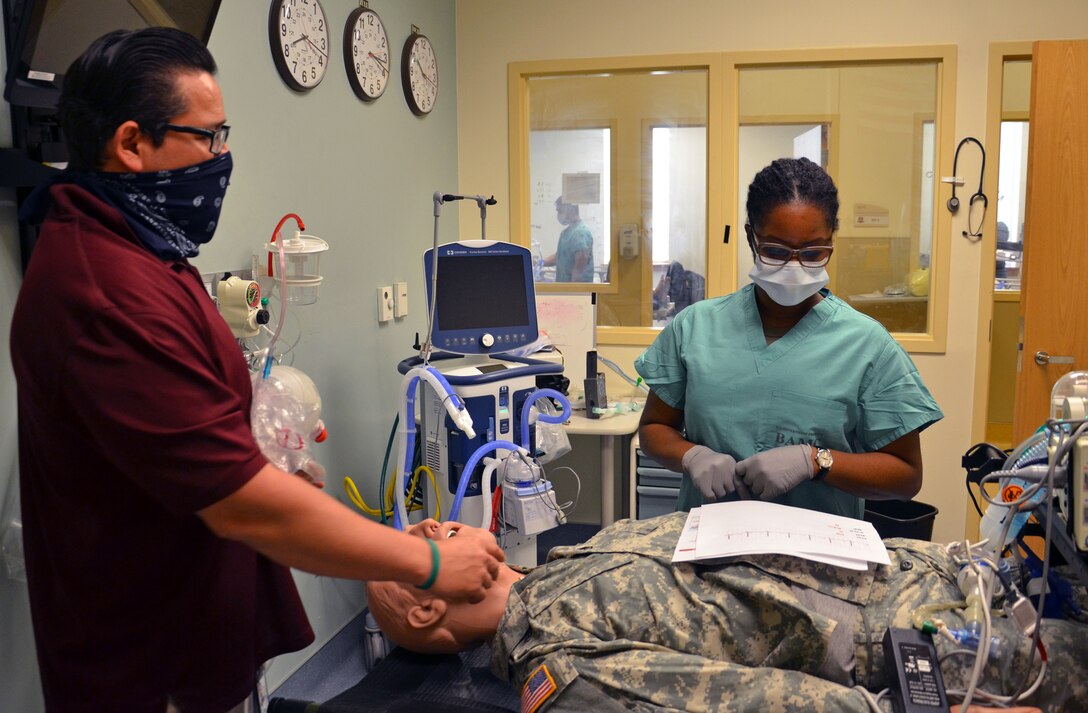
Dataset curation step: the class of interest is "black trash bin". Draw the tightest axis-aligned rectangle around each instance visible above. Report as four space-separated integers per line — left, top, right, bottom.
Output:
864 500 938 541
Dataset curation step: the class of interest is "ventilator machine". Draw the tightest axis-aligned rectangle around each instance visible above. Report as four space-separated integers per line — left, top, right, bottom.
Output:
392 192 571 567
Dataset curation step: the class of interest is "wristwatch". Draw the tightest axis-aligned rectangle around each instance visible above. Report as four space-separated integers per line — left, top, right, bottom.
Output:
814 447 834 481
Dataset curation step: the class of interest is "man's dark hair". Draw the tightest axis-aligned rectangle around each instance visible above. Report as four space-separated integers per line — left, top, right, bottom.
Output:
58 27 217 171
745 157 840 233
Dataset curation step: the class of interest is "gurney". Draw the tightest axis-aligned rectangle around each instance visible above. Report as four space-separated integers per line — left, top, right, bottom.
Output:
268 644 517 713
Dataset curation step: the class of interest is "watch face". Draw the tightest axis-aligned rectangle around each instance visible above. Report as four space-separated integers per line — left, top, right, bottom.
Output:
344 8 389 101
816 448 834 468
269 0 329 92
402 33 438 115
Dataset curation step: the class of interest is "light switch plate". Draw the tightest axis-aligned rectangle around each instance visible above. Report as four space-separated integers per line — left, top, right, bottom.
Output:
394 281 408 318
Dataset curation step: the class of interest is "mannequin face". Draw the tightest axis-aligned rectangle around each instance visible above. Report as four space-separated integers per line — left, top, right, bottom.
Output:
366 520 522 654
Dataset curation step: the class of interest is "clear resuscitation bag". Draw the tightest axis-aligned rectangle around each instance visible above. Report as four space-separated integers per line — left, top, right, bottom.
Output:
251 365 327 487
534 396 571 464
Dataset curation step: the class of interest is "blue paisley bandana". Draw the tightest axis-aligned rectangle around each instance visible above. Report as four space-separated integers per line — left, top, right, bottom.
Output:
21 152 233 260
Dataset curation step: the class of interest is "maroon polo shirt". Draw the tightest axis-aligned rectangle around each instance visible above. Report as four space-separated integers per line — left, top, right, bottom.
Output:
11 184 314 712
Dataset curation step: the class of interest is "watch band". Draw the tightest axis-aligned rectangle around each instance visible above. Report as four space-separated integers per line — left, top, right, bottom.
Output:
814 447 832 481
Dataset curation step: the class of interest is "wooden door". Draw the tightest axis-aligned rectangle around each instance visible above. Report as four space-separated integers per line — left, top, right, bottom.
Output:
1012 40 1088 442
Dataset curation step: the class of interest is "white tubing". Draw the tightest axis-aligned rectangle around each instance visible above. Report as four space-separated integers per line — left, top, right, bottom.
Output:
394 366 476 528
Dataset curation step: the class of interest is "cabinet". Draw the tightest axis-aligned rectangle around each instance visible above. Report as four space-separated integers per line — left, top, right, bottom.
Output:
629 436 682 519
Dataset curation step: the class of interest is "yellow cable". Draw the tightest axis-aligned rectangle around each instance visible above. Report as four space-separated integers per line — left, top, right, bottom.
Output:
346 467 441 521
417 465 441 520
343 476 384 517
345 472 423 518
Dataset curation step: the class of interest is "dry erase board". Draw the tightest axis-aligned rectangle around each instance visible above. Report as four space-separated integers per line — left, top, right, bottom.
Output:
535 293 596 380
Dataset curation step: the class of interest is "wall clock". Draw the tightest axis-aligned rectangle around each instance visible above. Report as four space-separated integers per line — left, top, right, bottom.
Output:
269 0 330 92
344 4 390 101
401 26 437 116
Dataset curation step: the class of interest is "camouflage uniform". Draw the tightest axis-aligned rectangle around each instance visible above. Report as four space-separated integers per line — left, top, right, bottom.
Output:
490 512 1088 712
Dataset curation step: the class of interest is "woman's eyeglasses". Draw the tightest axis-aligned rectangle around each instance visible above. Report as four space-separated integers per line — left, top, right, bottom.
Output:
163 123 230 155
748 228 834 268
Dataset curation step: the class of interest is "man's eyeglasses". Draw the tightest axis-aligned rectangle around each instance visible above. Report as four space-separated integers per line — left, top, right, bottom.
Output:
163 123 230 155
748 228 834 268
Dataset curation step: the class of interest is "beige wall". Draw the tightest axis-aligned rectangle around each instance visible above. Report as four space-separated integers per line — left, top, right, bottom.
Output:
455 0 1088 543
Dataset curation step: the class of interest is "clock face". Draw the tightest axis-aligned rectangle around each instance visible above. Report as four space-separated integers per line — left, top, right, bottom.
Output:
401 33 438 116
268 0 330 92
344 7 389 101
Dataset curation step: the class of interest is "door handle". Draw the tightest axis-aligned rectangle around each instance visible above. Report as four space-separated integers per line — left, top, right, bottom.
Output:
1034 351 1075 366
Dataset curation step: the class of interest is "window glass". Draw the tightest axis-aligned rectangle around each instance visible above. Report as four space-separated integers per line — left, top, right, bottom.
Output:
530 128 611 284
995 121 1028 290
738 63 940 334
995 59 1031 292
651 125 706 327
524 69 708 330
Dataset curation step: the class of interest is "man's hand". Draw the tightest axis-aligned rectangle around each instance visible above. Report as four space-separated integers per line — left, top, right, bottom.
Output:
682 445 750 500
736 445 814 500
428 528 505 603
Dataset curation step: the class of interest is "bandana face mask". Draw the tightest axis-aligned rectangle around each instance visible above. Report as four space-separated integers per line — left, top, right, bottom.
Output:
748 257 829 306
95 152 233 259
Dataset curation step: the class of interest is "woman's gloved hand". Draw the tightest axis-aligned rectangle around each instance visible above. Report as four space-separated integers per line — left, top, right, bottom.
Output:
736 445 814 500
682 445 751 500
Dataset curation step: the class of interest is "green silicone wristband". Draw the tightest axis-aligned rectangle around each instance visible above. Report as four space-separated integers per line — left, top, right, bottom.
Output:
419 539 440 590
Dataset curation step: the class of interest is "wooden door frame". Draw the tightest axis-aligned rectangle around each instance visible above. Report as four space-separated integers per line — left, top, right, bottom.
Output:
968 42 1033 539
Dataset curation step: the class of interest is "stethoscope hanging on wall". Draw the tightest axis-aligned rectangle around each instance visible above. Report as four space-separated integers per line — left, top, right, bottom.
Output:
948 136 987 241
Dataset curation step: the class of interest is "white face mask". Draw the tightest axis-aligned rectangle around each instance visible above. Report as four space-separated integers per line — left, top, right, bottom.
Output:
748 258 829 306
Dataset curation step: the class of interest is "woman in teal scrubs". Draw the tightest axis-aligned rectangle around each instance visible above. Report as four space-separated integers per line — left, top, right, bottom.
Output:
634 158 942 518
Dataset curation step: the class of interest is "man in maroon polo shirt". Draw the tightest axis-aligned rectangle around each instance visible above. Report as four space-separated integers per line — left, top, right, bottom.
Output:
10 28 503 713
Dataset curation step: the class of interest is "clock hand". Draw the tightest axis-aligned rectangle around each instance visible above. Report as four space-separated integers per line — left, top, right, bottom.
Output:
367 52 389 74
304 35 328 59
414 57 437 88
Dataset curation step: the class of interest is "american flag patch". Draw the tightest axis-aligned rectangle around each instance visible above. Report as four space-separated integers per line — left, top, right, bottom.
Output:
521 663 557 713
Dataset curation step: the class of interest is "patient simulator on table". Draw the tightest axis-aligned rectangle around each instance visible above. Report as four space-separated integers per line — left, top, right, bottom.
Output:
331 189 1088 713
366 509 1088 713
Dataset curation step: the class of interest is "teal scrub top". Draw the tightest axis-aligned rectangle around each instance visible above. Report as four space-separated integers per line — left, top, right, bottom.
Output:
555 220 594 282
634 284 943 518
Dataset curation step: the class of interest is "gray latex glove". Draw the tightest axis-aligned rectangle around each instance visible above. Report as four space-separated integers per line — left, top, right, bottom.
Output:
736 445 815 500
682 445 750 500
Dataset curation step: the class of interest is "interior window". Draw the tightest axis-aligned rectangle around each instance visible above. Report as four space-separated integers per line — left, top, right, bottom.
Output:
511 49 951 350
651 124 707 327
995 59 1031 293
521 67 709 332
529 128 611 285
995 121 1028 291
738 62 940 334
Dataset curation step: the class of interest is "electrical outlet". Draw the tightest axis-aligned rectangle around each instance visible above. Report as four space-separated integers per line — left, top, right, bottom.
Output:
394 281 408 318
377 286 394 322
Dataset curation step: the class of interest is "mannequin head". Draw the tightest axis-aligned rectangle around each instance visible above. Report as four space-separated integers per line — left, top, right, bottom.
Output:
366 520 522 654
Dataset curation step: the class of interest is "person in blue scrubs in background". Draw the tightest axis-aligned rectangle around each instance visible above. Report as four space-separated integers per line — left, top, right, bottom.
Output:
635 157 943 519
543 197 594 282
